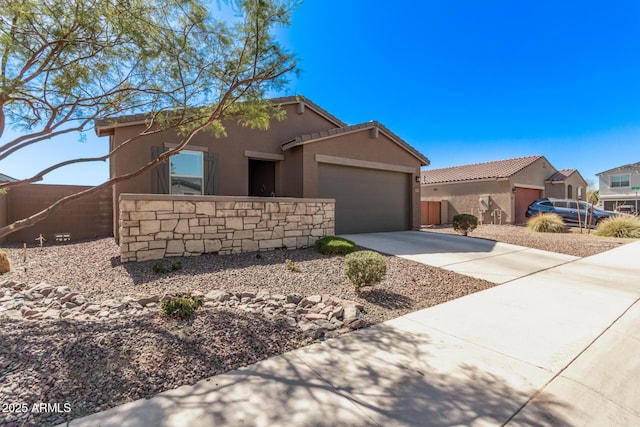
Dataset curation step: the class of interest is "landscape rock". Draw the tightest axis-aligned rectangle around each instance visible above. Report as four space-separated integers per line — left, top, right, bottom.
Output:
343 305 362 323
0 281 366 339
137 295 160 307
205 290 230 303
286 293 303 304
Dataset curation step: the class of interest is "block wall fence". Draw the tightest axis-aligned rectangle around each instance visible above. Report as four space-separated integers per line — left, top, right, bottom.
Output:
119 194 335 262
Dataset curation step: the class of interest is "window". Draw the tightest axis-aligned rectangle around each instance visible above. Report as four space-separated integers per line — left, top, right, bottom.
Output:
611 175 630 188
170 151 203 195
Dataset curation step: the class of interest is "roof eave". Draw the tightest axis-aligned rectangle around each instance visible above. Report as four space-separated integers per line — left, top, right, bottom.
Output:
282 122 429 166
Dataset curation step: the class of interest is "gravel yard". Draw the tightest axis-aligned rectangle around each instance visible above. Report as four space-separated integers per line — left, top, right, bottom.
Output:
1 237 494 426
0 226 635 426
425 224 635 257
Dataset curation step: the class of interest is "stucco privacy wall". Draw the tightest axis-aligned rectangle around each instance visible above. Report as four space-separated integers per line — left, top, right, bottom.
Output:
3 184 112 243
119 194 335 262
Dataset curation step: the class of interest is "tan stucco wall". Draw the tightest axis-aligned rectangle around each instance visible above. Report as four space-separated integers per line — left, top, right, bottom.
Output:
4 184 112 243
295 130 423 230
421 180 512 224
0 192 7 244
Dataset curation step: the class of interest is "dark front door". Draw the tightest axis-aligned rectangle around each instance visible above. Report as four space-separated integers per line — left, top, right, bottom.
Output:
249 160 276 197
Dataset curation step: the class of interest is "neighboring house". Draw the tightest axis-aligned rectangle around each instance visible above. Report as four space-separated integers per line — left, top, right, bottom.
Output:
421 155 587 225
544 168 589 200
95 96 430 239
596 162 640 212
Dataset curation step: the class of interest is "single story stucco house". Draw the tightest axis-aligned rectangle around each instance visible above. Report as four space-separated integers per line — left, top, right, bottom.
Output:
96 96 430 241
420 155 587 224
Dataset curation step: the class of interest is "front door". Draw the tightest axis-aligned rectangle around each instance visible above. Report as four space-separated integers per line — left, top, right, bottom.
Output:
248 160 276 197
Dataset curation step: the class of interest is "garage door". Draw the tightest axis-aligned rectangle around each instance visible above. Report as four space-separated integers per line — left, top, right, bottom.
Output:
318 163 410 234
514 187 542 224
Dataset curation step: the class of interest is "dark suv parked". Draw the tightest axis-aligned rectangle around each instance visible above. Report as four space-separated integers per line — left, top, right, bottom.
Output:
526 198 615 226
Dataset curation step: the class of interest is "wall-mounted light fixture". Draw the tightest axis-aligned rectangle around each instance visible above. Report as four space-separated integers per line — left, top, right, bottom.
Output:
416 176 421 183
512 187 516 193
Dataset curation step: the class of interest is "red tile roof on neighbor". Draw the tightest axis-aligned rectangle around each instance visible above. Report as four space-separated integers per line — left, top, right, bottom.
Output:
421 155 544 184
546 168 576 182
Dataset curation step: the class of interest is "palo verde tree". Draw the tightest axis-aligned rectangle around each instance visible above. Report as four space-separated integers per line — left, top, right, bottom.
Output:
0 0 300 239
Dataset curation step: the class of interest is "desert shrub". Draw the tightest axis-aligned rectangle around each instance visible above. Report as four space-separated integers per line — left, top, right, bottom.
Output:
344 250 387 290
0 250 10 274
527 213 565 233
594 215 640 238
452 214 478 236
285 259 301 272
316 236 356 255
152 262 167 274
161 293 204 319
153 260 182 273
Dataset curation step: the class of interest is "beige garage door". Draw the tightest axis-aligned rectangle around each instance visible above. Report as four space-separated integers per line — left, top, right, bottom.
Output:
318 163 410 234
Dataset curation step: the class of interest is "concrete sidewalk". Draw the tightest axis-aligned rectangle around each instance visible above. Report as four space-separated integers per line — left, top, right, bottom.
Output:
341 230 578 284
62 240 640 427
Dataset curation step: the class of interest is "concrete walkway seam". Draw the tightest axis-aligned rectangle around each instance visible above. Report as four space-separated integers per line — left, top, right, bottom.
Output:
503 295 640 426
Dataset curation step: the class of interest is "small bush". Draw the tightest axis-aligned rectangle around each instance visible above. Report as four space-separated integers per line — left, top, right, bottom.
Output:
171 261 183 271
161 293 204 319
285 259 301 272
316 236 356 255
0 250 10 274
527 213 565 233
152 262 167 274
452 214 478 236
594 215 640 238
344 250 387 290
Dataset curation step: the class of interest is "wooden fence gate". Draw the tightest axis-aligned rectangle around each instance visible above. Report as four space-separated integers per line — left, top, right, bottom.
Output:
421 201 441 226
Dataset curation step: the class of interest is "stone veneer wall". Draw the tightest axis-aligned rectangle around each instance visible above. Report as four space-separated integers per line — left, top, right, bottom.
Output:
119 194 335 262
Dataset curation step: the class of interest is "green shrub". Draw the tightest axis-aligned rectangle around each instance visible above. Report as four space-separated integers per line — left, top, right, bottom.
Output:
285 259 301 272
161 293 204 319
316 236 356 255
452 214 478 236
594 215 640 238
344 250 387 290
527 213 565 233
153 260 182 274
152 262 167 274
0 250 10 274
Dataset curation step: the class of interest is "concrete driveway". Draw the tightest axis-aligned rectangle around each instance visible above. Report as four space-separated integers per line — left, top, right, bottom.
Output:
340 230 578 284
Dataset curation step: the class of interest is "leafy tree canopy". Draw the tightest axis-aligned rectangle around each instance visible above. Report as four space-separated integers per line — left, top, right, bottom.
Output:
0 0 300 238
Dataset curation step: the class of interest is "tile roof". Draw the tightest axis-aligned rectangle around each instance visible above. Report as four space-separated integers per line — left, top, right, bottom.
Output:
421 155 544 184
281 121 430 166
94 96 346 135
596 161 640 176
546 168 576 182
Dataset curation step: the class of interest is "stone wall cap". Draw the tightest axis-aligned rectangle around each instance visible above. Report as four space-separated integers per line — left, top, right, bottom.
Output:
119 194 335 204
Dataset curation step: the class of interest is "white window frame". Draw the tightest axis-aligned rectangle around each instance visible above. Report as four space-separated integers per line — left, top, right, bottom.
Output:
169 150 204 195
610 174 630 188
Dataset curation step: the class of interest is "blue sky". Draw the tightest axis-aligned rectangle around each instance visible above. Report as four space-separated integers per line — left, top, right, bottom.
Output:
2 0 640 186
